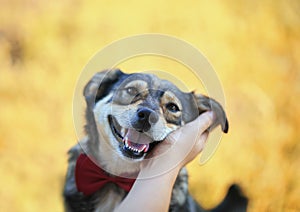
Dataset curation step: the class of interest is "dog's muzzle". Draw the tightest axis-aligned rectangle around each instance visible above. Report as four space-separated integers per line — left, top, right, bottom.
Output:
108 114 159 159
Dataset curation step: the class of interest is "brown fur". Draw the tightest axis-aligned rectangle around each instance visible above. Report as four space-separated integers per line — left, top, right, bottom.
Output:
63 69 247 212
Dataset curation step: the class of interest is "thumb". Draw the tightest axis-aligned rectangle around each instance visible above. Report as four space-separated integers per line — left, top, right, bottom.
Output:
167 111 214 144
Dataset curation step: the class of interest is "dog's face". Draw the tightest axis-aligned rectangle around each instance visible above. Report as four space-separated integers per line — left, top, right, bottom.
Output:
84 69 228 162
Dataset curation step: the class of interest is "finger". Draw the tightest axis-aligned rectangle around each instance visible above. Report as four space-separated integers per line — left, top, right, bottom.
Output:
193 131 209 154
186 111 214 135
182 132 209 166
165 111 213 145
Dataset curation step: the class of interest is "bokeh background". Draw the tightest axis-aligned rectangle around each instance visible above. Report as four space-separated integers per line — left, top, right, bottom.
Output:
1 0 299 211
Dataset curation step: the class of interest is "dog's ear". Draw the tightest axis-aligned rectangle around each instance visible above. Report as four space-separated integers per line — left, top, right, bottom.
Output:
84 69 125 106
193 93 229 133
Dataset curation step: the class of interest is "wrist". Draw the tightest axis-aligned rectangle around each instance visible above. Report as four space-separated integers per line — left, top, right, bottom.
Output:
116 166 180 212
138 165 180 183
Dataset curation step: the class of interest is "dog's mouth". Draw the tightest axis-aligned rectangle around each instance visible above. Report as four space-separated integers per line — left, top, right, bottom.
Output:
108 115 158 159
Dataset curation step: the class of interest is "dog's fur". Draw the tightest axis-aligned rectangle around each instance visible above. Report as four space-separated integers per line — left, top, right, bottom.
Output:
63 69 248 212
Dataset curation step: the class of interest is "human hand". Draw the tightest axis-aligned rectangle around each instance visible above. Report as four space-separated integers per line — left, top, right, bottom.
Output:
116 111 214 212
139 111 214 178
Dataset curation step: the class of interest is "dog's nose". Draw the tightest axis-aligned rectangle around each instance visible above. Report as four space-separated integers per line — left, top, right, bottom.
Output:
137 108 158 124
132 108 158 132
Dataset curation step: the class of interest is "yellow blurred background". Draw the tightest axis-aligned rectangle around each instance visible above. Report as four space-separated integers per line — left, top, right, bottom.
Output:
1 0 299 211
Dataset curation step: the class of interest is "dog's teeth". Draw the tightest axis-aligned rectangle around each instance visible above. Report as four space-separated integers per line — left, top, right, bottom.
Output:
124 138 145 153
124 137 129 147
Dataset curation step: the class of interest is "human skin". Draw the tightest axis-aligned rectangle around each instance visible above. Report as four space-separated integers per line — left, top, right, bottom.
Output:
115 111 214 212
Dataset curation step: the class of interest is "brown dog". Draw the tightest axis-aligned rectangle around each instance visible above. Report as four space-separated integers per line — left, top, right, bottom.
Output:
63 69 247 212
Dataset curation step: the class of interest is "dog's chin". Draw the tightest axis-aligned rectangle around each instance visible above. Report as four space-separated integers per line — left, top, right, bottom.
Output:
108 115 161 160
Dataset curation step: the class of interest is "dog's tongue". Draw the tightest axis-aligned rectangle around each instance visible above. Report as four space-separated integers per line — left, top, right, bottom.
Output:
123 129 151 152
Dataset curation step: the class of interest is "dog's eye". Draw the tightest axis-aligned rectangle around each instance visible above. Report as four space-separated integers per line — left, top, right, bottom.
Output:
166 103 180 112
126 87 139 96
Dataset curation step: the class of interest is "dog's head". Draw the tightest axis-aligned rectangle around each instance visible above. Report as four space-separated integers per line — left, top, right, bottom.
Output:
84 69 228 162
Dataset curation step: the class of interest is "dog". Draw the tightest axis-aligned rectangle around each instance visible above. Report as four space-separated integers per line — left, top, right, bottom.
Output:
63 69 248 212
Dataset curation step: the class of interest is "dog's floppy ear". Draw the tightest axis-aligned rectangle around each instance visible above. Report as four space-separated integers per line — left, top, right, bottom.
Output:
193 93 229 133
84 69 124 106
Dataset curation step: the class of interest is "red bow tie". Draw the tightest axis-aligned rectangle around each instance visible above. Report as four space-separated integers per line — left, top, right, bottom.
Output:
75 154 136 196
